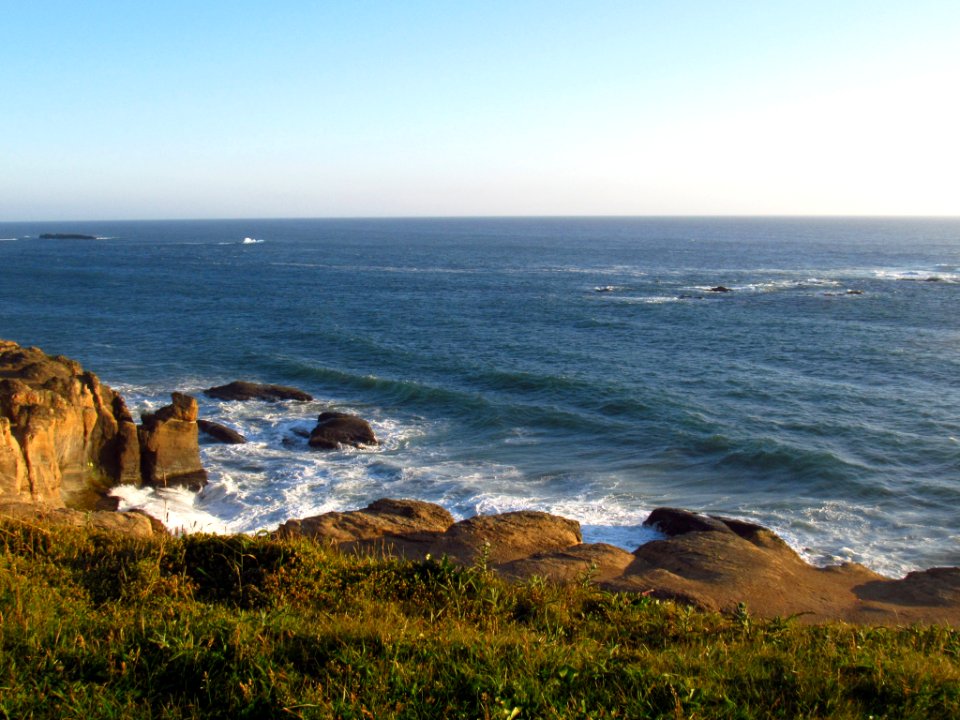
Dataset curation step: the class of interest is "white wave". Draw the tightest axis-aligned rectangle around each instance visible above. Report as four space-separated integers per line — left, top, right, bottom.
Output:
242 237 264 244
111 484 231 534
601 295 682 304
0 237 17 242
470 492 664 550
874 269 959 283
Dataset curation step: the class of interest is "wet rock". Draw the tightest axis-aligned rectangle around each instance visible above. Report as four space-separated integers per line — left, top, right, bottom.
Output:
204 381 313 402
707 286 733 293
308 411 377 450
198 419 247 444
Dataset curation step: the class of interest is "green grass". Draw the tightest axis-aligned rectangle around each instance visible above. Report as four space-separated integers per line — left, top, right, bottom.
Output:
1 521 958 719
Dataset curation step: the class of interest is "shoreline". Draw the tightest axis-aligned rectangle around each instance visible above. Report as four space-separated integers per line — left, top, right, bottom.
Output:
2 337 959 625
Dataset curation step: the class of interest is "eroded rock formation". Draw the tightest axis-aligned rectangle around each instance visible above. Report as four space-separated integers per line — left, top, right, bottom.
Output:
138 392 207 490
0 340 206 506
0 340 141 507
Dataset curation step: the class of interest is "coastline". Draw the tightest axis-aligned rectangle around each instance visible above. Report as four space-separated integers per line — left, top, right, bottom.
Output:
2 338 959 626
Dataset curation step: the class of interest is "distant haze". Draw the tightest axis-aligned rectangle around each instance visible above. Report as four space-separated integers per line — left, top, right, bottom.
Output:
2 1 958 220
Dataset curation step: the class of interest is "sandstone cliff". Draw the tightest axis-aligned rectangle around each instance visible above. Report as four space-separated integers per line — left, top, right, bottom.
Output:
0 340 204 508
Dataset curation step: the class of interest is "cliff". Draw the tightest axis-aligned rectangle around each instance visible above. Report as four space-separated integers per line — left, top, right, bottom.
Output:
0 339 204 509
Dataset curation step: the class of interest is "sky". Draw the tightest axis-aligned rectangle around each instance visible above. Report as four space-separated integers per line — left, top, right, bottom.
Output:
2 1 958 220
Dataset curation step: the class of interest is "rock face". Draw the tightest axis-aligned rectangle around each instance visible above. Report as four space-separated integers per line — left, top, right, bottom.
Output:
1 340 208 506
138 393 207 490
204 381 313 402
197 419 247 444
278 499 960 626
0 340 141 508
308 411 377 450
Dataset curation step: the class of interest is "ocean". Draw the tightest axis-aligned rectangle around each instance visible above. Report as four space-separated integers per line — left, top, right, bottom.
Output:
1 217 957 577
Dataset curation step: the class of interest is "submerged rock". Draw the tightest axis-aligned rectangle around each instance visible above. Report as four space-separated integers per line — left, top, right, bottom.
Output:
308 411 377 449
204 381 313 402
198 419 247 444
707 286 733 293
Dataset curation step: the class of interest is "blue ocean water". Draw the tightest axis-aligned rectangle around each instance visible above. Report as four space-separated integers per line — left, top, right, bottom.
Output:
1 217 958 576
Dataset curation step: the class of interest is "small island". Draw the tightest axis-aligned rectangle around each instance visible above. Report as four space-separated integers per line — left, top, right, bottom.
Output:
38 232 98 239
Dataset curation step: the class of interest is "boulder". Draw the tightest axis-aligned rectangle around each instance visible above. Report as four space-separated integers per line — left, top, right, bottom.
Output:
308 411 377 449
276 499 960 624
601 508 960 624
276 498 454 544
497 542 635 583
433 511 583 566
279 500 582 567
138 393 207 490
204 381 313 402
707 286 733 293
0 499 163 539
198 419 247 444
0 340 141 508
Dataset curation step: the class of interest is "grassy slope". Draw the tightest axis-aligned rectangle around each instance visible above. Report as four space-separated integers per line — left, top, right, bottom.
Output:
1 521 958 719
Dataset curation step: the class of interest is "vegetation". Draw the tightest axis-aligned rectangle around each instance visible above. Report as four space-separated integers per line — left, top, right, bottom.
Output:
1 521 958 719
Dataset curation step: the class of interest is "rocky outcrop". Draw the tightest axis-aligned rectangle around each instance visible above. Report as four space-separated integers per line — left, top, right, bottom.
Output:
138 393 207 490
277 498 454 543
601 507 960 625
1 340 208 506
308 411 377 450
278 499 960 626
0 340 141 508
204 381 313 402
198 419 247 444
0 499 163 538
278 500 582 567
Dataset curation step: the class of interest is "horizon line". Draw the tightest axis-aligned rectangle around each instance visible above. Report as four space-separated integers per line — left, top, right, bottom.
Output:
2 213 959 224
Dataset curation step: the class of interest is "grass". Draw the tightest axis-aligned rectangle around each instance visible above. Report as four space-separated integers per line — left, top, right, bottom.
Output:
1 521 958 719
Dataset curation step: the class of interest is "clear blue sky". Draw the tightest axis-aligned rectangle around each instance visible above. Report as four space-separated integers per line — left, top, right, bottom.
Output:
2 1 958 220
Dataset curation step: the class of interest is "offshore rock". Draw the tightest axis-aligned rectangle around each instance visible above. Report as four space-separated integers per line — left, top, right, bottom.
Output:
138 392 207 490
204 381 313 402
198 419 247 444
308 411 378 450
0 339 141 508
